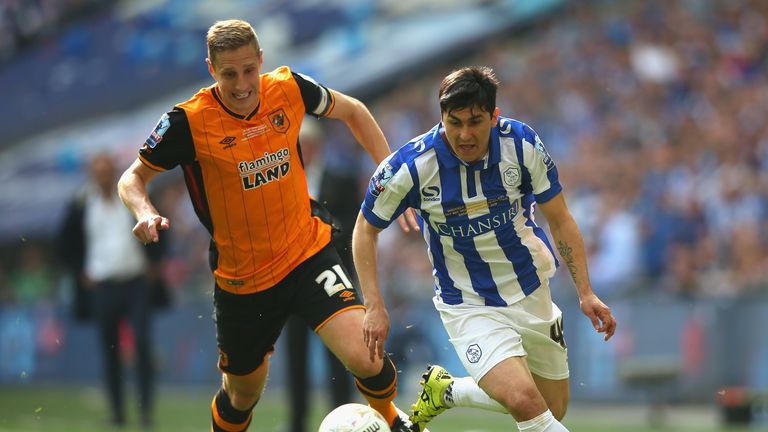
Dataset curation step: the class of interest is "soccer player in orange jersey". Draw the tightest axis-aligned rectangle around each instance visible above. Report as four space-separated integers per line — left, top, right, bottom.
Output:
117 19 419 432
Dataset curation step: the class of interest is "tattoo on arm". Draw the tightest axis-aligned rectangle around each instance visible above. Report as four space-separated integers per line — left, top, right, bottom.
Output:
557 240 578 279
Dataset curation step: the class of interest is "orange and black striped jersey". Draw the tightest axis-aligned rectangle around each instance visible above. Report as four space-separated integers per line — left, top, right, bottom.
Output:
138 66 335 294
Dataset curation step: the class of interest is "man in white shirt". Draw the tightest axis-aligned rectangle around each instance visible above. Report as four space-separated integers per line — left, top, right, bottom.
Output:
58 153 165 428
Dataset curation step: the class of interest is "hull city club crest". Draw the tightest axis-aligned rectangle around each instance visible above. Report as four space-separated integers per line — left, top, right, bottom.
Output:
268 108 290 133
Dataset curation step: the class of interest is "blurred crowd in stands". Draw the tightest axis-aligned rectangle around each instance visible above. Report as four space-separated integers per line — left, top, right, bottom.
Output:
0 0 503 144
0 0 767 386
368 0 768 303
0 0 107 62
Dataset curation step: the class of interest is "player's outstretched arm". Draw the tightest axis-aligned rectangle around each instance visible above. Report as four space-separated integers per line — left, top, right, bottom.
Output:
538 192 617 341
117 158 170 244
352 211 391 361
326 90 420 233
326 89 391 164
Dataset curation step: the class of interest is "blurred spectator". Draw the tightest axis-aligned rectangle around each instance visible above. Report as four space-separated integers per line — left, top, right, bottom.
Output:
0 303 35 380
588 188 642 298
284 120 355 432
0 241 61 382
147 175 211 300
9 242 56 308
56 152 168 429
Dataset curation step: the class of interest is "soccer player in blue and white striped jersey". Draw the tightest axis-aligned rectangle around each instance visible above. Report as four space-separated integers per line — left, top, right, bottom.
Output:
352 66 616 432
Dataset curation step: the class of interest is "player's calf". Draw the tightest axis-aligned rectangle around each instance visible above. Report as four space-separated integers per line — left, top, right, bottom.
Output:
353 354 402 426
211 388 255 432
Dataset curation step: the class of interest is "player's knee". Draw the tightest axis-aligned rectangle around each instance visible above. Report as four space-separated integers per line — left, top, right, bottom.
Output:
227 387 261 410
222 366 268 410
498 387 548 420
543 387 569 420
345 355 382 378
549 399 568 421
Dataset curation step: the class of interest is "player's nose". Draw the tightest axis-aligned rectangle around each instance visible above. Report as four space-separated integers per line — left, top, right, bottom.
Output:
458 126 473 141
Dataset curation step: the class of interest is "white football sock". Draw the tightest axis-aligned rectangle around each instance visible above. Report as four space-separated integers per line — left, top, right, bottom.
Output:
516 409 568 432
451 377 507 413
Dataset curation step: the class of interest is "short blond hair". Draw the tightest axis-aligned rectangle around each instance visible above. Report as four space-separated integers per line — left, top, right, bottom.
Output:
206 19 260 64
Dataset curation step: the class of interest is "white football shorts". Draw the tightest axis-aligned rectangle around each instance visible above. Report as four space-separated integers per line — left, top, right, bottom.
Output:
434 283 569 382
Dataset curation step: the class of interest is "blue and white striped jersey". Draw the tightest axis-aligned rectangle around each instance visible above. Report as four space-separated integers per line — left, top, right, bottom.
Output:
361 117 562 306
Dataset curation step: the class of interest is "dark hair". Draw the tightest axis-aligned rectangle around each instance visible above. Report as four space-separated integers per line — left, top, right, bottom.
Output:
438 66 499 115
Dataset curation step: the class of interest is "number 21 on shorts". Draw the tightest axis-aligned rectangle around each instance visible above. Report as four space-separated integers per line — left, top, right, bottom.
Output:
315 264 353 297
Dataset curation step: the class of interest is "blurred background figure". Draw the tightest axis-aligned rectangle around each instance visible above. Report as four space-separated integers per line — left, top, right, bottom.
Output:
0 240 59 383
56 152 168 429
283 121 356 432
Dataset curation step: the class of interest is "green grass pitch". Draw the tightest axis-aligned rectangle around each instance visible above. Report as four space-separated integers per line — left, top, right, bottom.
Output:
0 385 754 431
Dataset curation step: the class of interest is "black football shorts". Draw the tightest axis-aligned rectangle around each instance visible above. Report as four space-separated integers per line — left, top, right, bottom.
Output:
213 244 363 375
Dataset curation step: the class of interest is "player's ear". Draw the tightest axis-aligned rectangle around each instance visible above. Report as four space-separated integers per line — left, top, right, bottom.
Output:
491 107 500 126
206 58 216 78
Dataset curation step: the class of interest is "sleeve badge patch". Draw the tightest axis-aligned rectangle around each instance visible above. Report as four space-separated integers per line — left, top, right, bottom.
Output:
369 163 394 197
534 135 554 169
146 113 170 149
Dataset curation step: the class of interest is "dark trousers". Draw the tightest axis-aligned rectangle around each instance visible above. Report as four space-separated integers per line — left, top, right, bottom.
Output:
92 275 154 425
286 170 360 431
286 226 356 432
286 316 352 432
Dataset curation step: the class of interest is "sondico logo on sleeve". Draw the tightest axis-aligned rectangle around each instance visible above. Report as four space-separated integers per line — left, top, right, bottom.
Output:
238 148 291 190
